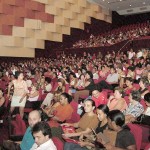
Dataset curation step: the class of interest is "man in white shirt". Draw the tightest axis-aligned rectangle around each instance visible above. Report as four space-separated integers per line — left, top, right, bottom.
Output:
92 67 99 80
30 122 57 150
106 67 119 84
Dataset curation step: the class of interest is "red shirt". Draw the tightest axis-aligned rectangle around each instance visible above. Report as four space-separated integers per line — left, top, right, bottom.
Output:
92 92 107 107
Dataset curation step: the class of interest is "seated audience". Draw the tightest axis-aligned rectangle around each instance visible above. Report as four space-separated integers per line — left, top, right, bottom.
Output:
30 122 57 150
103 110 136 150
74 71 95 102
41 78 66 108
64 104 109 150
62 99 99 146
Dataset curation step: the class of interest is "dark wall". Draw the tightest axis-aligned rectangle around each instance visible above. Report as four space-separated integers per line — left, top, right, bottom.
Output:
112 11 150 28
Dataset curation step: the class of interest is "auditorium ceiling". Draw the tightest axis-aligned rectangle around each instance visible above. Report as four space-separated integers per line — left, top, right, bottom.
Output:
88 0 150 15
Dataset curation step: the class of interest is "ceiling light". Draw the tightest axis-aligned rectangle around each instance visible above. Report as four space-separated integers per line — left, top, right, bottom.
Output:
130 4 131 7
143 2 146 5
108 1 110 3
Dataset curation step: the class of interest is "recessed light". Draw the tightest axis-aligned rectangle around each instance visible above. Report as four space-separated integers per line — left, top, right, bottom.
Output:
143 2 146 5
108 1 110 3
130 4 132 7
120 0 122 1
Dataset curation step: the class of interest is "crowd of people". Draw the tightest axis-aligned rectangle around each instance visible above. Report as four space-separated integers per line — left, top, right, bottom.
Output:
0 47 150 150
72 22 150 48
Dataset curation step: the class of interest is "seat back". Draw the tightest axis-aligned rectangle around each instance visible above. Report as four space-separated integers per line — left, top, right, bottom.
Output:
67 101 80 123
11 114 26 135
52 137 64 150
127 123 142 150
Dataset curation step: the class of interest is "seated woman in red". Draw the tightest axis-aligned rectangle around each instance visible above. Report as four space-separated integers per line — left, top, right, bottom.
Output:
48 92 73 127
124 77 135 96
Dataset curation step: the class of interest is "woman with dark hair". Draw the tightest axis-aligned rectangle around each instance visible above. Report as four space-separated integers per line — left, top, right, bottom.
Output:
123 90 144 123
63 99 99 150
124 77 135 96
73 71 95 102
103 110 136 150
63 104 109 150
69 72 78 88
7 71 28 118
48 92 73 127
127 66 136 80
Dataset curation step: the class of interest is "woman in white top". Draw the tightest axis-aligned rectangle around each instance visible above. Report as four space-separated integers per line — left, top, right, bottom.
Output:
8 71 28 118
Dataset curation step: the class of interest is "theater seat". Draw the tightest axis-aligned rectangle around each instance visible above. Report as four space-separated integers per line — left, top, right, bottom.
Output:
66 101 80 123
52 137 64 150
144 143 150 150
11 114 26 136
127 123 142 150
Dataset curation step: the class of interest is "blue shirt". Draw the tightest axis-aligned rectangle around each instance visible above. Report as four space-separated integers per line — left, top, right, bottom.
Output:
20 127 34 150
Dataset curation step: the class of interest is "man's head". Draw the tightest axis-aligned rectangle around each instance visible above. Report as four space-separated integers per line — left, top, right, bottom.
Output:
28 110 41 128
32 122 52 146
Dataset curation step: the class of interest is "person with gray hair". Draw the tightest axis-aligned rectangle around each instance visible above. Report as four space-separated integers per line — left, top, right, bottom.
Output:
123 90 144 123
20 110 41 150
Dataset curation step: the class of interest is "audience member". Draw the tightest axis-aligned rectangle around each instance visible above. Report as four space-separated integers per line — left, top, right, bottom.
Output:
30 122 56 150
8 71 28 118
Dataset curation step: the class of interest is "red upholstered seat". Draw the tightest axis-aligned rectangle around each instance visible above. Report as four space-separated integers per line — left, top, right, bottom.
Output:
52 137 64 150
66 101 80 123
127 123 142 150
11 114 26 135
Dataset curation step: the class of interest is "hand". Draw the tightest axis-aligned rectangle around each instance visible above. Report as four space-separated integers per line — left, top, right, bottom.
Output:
104 143 114 150
78 141 87 147
79 134 84 141
61 123 71 127
62 133 73 138
19 98 23 103
7 94 10 98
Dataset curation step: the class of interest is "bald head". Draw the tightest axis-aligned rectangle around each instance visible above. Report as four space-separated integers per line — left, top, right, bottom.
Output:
28 110 41 128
